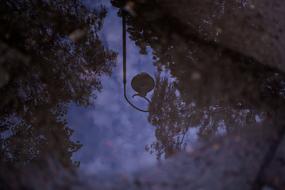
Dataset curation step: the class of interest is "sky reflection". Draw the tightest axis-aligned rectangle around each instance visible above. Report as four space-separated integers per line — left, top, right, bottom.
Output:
68 1 157 175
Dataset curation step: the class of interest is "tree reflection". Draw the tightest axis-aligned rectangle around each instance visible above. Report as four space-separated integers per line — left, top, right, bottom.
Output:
148 54 285 159
112 0 285 159
0 0 116 169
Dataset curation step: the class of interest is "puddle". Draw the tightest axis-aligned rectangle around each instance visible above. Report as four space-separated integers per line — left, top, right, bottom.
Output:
1 0 285 189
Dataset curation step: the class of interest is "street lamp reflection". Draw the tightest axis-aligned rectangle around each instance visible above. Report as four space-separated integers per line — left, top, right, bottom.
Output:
122 10 155 112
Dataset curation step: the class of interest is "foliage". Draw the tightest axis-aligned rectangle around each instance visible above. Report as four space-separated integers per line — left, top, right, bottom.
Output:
0 0 116 168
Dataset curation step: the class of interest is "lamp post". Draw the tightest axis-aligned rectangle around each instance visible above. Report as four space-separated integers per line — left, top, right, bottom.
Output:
122 11 155 112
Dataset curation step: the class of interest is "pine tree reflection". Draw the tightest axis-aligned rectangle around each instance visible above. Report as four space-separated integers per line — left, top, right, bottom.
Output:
0 0 116 169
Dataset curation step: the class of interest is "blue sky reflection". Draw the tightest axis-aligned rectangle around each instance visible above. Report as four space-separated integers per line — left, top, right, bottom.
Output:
67 1 157 175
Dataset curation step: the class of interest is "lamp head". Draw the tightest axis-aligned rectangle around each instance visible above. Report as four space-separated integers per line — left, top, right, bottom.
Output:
131 72 155 97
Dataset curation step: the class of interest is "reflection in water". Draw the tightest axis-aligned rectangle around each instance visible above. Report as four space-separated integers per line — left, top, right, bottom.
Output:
1 0 285 189
0 0 115 174
122 10 155 112
112 0 285 159
67 1 157 175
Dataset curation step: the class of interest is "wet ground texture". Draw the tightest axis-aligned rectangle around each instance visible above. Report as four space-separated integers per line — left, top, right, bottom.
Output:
1 0 285 189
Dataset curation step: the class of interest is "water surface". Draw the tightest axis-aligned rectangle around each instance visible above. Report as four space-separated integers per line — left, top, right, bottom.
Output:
1 0 285 188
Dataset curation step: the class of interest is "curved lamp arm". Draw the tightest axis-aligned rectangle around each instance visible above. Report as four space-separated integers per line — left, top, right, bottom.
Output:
122 11 149 113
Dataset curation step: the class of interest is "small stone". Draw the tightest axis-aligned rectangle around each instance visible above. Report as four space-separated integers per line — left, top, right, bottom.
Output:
261 185 275 190
216 27 222 36
191 72 201 80
69 29 86 42
212 143 221 150
250 4 255 9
